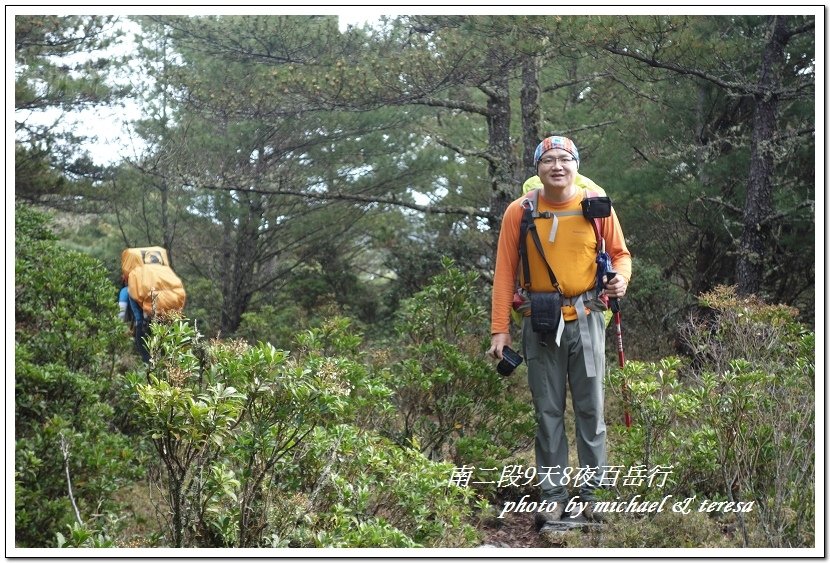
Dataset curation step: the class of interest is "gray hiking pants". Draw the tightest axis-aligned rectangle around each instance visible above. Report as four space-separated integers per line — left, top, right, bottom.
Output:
522 313 607 502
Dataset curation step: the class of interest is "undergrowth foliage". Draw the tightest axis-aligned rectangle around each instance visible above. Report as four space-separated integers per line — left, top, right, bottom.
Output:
388 257 536 468
129 314 478 547
16 204 816 550
15 204 142 547
608 286 814 548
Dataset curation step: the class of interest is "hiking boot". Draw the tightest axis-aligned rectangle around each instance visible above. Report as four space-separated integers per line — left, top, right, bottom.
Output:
583 501 604 523
534 502 565 530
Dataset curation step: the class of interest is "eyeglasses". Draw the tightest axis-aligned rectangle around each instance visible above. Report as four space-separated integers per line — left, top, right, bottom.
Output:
538 156 576 166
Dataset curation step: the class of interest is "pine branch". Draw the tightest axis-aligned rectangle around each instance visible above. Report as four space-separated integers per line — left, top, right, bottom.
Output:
417 96 488 116
428 132 497 167
541 71 611 93
195 183 495 220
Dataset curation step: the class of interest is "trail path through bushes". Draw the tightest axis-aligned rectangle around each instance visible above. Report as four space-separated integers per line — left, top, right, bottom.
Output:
480 510 548 548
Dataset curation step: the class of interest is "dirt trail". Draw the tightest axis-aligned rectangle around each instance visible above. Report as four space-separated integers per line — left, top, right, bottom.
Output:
479 509 549 548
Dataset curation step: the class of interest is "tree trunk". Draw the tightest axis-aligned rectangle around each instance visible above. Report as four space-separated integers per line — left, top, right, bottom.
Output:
220 211 235 333
485 71 516 245
689 82 717 297
160 179 175 268
735 16 788 296
219 191 262 335
521 53 542 180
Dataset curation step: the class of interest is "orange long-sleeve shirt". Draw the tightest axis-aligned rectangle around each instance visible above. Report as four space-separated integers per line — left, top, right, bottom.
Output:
490 188 632 335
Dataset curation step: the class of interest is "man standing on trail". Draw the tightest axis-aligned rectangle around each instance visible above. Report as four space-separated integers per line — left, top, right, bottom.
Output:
487 136 631 527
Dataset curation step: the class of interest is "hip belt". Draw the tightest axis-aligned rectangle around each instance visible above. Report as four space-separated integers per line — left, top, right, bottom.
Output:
548 289 603 378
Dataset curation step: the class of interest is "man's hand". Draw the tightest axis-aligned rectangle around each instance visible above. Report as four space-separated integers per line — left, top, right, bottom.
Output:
487 333 512 360
604 274 628 299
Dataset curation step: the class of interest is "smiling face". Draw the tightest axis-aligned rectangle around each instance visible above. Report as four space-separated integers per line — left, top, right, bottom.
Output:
536 149 578 193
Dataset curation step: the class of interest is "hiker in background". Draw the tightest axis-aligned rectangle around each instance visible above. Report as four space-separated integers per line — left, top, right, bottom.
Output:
118 282 150 363
487 136 632 528
118 247 187 364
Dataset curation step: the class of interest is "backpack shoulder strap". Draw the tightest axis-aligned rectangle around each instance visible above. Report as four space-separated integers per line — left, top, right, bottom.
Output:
518 190 537 290
523 188 540 213
518 189 560 292
583 189 605 251
582 188 616 305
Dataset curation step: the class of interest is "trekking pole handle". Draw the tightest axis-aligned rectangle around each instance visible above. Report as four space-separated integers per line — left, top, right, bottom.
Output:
605 270 621 313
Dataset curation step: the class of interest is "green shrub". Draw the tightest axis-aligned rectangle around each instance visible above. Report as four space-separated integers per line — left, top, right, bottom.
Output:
55 522 115 548
608 286 814 548
130 317 479 547
387 258 535 470
15 209 124 372
276 424 479 548
608 357 718 500
15 203 57 242
237 303 308 350
15 204 143 547
293 316 397 432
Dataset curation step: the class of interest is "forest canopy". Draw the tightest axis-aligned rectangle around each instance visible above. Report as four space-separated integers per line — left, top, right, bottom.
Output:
14 12 816 342
13 11 818 552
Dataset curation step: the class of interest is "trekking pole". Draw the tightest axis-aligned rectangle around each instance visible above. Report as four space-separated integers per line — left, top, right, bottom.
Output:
606 272 632 428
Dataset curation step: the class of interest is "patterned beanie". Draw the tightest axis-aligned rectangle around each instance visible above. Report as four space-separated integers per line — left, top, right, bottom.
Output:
533 136 579 167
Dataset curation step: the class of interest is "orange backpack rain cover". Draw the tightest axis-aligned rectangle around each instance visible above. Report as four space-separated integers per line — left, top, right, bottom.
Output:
121 247 186 316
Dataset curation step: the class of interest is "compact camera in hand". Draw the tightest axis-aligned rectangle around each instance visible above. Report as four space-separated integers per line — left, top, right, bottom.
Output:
497 346 524 377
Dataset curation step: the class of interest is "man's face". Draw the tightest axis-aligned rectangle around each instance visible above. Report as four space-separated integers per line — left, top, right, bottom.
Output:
537 149 578 191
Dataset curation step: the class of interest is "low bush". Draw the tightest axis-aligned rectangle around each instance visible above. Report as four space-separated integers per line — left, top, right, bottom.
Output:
608 286 814 548
386 258 536 472
15 204 144 547
129 315 479 547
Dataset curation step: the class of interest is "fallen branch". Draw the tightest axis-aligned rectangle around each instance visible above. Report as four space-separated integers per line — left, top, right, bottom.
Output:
60 432 84 526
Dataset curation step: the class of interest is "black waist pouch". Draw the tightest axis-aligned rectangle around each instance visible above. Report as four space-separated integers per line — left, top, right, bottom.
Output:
530 291 562 334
